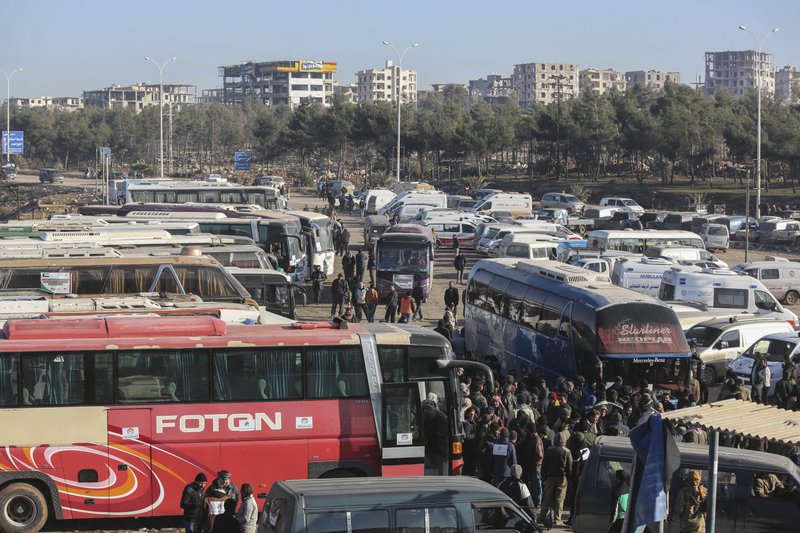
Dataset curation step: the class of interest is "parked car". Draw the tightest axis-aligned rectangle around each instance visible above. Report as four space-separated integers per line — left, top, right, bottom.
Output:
598 196 644 215
38 168 64 184
640 211 668 229
736 257 800 305
728 331 800 393
540 192 585 214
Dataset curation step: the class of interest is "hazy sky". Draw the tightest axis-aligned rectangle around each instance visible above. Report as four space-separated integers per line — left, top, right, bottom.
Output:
3 0 798 98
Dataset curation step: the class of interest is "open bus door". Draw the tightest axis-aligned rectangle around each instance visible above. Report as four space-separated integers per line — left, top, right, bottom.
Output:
380 382 426 477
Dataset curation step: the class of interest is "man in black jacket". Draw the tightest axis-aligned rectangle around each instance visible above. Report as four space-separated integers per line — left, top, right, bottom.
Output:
454 249 467 284
444 281 460 316
330 273 347 317
180 472 207 533
384 286 399 323
499 464 537 519
540 432 573 525
310 265 327 304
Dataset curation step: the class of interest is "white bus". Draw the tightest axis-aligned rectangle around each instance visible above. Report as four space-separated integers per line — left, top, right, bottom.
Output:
587 230 705 254
285 211 335 277
113 180 286 210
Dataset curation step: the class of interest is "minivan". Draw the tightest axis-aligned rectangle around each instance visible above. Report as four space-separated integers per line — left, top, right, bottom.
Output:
363 214 390 246
365 189 396 214
684 316 795 384
598 197 644 215
257 476 541 533
540 192 585 214
699 223 730 252
644 246 727 268
39 168 65 184
573 436 800 533
737 258 800 305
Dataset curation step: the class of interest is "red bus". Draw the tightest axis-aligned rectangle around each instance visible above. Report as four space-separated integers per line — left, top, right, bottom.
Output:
0 316 487 532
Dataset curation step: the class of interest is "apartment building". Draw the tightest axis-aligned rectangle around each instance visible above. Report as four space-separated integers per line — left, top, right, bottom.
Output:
512 62 579 108
580 68 627 95
703 50 775 98
776 66 800 104
333 82 358 104
219 59 337 107
355 60 417 104
468 74 514 108
624 70 681 90
83 84 195 111
7 96 84 111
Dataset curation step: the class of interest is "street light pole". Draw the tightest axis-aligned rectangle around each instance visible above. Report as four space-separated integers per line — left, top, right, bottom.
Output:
0 68 23 163
144 57 176 179
738 25 778 219
382 41 418 183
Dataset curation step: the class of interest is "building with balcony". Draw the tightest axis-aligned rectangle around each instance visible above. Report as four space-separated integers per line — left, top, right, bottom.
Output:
580 68 626 95
219 59 337 107
355 60 417 104
776 66 800 104
703 50 775 98
83 83 195 111
624 70 681 90
7 96 84 111
512 62 579 108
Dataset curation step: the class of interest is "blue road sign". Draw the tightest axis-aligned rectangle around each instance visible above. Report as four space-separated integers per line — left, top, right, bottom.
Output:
100 146 111 156
2 131 24 155
234 151 252 171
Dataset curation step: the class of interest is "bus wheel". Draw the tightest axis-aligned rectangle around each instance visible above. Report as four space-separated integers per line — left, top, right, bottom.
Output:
785 290 799 306
319 469 358 478
0 483 48 533
701 366 716 386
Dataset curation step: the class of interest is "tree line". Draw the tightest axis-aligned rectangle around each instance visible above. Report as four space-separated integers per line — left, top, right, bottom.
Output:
10 81 800 190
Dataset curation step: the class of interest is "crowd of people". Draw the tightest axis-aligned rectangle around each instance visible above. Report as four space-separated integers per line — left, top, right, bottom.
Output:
180 470 256 533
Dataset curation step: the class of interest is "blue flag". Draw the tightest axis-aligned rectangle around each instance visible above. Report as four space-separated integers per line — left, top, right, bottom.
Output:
628 413 668 528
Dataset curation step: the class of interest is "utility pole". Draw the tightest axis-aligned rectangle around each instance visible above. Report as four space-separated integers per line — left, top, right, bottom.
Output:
547 74 569 180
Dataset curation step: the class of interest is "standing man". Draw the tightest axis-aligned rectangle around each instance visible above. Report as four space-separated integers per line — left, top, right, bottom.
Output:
454 249 467 284
539 432 572 525
180 472 207 533
330 273 347 318
209 470 240 504
367 249 376 286
399 291 415 323
310 265 326 304
341 227 351 255
444 281 460 316
452 235 460 254
353 281 368 322
412 283 425 321
491 428 518 487
342 250 356 282
365 283 380 323
355 248 367 282
384 286 399 323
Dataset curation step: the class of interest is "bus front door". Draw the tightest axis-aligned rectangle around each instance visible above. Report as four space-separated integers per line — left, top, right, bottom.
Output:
380 382 426 477
107 409 154 517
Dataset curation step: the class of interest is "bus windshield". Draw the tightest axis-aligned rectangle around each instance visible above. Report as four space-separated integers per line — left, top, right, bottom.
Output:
378 242 429 273
596 303 689 356
315 223 334 252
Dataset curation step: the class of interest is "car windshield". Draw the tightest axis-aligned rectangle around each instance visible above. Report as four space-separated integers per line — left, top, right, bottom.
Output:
709 227 727 236
684 325 722 348
565 195 579 202
743 338 798 363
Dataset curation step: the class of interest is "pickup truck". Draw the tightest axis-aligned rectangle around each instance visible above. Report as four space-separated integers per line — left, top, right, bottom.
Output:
534 208 594 234
763 220 800 245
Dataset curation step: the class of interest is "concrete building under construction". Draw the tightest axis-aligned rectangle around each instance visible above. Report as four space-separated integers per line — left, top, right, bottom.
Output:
219 59 337 107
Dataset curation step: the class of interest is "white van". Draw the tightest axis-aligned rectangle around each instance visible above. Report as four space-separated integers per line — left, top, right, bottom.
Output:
378 190 448 217
699 223 730 252
365 189 396 214
423 219 478 247
728 331 800 392
497 232 561 257
475 223 516 254
598 197 645 215
644 245 728 268
684 316 795 384
658 267 799 327
470 192 533 217
611 256 676 297
736 258 800 305
500 239 558 260
389 203 445 222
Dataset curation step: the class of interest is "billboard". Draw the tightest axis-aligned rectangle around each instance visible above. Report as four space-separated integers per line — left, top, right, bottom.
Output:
276 60 337 73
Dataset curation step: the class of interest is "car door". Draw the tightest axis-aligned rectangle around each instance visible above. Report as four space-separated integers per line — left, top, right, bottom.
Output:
741 470 800 532
667 467 740 533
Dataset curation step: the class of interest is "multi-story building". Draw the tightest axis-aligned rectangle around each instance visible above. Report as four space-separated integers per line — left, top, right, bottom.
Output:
355 60 417 104
219 60 337 107
776 66 800 104
468 75 514 108
83 84 195 111
7 96 84 111
512 62 579 108
703 50 775 98
625 70 681 90
333 82 358 104
580 68 626 95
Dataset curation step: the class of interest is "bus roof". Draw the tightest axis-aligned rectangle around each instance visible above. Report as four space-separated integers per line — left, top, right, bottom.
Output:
0 253 228 269
116 204 298 222
588 229 702 239
0 317 450 352
284 210 331 223
473 258 659 309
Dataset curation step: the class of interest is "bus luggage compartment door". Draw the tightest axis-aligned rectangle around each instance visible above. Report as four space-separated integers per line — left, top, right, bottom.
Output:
107 409 154 517
380 382 426 477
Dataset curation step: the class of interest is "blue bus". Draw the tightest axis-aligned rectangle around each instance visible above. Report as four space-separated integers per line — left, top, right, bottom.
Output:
464 258 690 386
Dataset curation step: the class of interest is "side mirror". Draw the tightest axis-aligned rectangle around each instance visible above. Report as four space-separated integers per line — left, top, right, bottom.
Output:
718 340 729 349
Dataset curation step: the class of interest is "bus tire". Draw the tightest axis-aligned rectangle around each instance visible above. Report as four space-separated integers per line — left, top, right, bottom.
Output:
785 290 799 306
0 482 49 533
319 469 359 479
